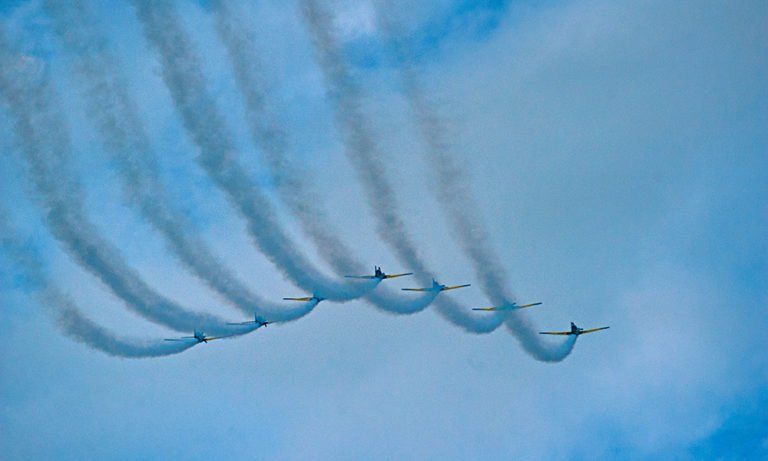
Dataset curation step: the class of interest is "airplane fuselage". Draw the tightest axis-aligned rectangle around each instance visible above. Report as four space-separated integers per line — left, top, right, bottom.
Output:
194 331 211 342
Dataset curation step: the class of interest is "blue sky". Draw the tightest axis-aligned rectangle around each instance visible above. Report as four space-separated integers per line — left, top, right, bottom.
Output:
1 0 767 459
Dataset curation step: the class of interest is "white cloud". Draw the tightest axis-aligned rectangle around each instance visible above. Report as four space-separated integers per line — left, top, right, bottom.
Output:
333 0 377 39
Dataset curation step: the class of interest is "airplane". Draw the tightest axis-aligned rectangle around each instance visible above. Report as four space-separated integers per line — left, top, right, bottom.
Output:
345 266 413 280
227 314 271 328
539 322 610 336
402 279 471 293
472 302 542 311
283 295 326 304
164 329 223 343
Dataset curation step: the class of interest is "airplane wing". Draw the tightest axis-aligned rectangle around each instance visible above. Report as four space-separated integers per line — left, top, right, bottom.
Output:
518 302 543 308
163 337 196 342
344 275 375 279
472 302 542 311
227 321 255 325
441 284 471 291
580 326 610 334
203 336 225 342
538 331 572 336
382 272 413 279
283 297 314 301
401 287 428 292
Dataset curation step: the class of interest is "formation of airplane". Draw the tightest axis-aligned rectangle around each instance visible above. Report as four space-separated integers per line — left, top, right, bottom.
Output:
402 278 471 293
345 266 413 280
472 302 542 311
174 267 607 348
164 330 223 344
539 322 610 336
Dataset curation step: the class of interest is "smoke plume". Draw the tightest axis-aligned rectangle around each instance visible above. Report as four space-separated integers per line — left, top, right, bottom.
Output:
0 28 247 335
42 0 307 322
130 0 373 303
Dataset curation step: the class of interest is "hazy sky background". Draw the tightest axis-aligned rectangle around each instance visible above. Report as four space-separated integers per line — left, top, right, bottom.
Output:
1 0 766 459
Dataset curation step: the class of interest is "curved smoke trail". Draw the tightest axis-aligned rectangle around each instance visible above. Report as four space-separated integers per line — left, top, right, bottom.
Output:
209 0 361 273
0 208 205 358
54 297 262 358
376 6 575 360
41 0 310 322
209 0 438 315
0 29 256 335
299 0 430 279
53 296 198 358
300 0 506 333
129 0 376 304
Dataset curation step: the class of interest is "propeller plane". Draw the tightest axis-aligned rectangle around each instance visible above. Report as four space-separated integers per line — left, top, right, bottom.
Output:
539 322 609 336
228 314 271 328
345 266 413 280
283 295 326 304
402 279 471 293
472 302 542 311
164 330 223 344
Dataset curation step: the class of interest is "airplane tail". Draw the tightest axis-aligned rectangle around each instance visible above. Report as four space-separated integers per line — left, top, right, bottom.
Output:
255 315 269 326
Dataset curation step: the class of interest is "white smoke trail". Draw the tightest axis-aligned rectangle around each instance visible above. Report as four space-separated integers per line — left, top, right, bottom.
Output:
53 295 198 358
129 0 374 303
376 6 512 302
376 7 575 360
299 0 430 279
54 297 262 358
0 208 203 358
209 0 438 315
0 28 254 335
41 0 308 322
210 0 360 273
300 0 508 330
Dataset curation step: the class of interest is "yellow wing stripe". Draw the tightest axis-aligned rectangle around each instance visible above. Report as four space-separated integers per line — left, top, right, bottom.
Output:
472 302 541 311
383 273 413 279
283 297 313 301
518 302 543 308
442 284 471 291
581 326 610 334
401 288 427 292
539 332 571 336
